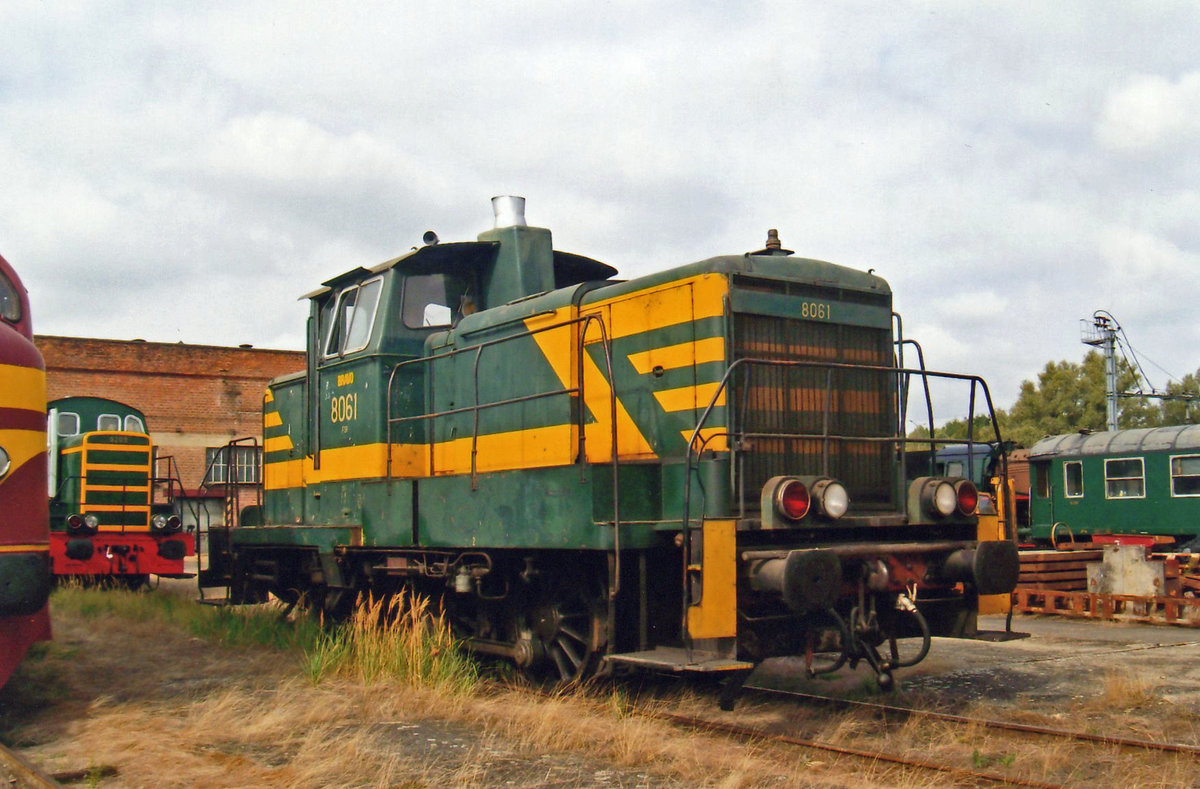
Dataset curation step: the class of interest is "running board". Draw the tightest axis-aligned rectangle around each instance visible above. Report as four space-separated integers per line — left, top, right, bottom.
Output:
605 648 754 674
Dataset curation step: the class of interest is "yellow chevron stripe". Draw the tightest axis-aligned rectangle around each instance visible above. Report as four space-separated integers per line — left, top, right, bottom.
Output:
0 364 45 413
264 434 294 453
264 411 283 428
525 309 655 461
85 485 149 493
626 336 725 375
653 382 726 413
583 272 727 341
97 526 149 533
682 427 730 453
264 388 274 403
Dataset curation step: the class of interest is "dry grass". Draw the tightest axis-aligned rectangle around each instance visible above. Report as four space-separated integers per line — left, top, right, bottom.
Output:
302 591 478 694
7 586 1200 788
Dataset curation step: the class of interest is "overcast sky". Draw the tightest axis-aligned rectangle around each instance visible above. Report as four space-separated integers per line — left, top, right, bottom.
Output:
4 2 1199 420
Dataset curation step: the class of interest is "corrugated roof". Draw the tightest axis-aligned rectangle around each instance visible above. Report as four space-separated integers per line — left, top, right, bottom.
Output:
1028 425 1200 459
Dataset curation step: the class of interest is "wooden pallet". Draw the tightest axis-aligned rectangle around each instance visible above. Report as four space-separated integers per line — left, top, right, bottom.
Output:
1017 549 1102 592
1012 588 1200 627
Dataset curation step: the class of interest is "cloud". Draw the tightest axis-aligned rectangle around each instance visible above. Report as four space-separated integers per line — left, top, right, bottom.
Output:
4 2 1200 412
1096 72 1200 153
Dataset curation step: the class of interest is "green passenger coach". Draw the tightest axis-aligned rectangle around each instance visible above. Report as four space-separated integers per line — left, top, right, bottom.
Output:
1027 425 1200 546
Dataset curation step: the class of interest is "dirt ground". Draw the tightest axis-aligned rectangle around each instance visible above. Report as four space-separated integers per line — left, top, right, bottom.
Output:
5 584 1200 788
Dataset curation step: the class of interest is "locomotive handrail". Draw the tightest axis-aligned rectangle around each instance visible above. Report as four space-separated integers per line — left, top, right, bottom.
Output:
384 312 622 601
679 356 1005 650
197 437 262 527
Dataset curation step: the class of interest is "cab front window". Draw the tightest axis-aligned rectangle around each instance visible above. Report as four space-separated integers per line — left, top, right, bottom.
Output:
323 277 383 357
0 270 21 323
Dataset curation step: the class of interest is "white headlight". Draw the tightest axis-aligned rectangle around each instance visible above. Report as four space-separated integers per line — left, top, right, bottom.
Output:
84 513 100 530
932 481 957 517
0 445 9 479
819 481 850 519
152 514 168 531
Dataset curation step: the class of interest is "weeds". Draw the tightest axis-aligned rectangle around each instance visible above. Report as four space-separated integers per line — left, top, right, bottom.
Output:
50 584 324 654
50 584 477 694
302 591 477 694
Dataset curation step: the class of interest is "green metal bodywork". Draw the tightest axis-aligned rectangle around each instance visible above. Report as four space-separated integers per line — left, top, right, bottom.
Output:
249 227 897 556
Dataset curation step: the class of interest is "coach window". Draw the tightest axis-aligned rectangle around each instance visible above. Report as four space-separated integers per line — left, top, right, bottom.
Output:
1034 463 1049 498
1064 461 1084 498
1170 455 1200 497
124 415 145 433
324 277 383 357
1105 457 1145 499
57 412 80 436
98 414 121 431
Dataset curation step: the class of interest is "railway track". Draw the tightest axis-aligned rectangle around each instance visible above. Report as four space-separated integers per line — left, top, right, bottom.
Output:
0 741 59 789
612 678 1200 788
746 685 1200 757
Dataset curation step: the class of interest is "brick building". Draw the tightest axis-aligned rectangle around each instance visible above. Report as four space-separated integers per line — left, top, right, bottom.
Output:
37 336 305 501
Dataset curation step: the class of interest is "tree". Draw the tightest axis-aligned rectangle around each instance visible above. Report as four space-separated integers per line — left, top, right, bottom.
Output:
1004 351 1181 447
1158 369 1200 425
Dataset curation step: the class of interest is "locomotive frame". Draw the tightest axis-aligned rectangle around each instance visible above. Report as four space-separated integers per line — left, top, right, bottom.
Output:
204 197 1019 692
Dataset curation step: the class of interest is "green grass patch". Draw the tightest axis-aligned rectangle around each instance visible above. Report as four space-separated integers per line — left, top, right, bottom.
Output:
50 584 325 653
47 584 478 695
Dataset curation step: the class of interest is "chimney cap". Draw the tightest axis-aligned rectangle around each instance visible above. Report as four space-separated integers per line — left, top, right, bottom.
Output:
491 196 527 228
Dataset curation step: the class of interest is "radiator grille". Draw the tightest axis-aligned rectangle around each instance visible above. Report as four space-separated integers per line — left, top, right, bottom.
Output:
731 312 896 510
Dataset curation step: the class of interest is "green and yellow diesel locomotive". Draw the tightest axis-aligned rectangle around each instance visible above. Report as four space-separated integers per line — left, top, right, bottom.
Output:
48 397 194 585
207 197 1018 691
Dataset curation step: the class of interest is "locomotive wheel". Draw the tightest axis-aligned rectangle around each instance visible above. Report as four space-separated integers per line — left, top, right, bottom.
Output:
121 574 150 591
530 573 607 683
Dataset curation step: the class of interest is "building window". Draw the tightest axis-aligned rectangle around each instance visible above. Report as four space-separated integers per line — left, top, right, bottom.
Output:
1104 457 1145 499
1064 461 1084 498
1171 455 1200 497
205 446 262 484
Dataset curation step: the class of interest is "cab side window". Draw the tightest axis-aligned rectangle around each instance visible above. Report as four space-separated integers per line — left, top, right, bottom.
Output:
402 273 472 328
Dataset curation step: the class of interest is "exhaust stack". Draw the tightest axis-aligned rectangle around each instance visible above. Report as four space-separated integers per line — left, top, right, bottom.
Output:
491 196 527 228
477 196 555 307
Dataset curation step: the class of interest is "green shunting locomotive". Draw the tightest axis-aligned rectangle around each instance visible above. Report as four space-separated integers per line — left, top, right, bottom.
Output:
205 196 1019 693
